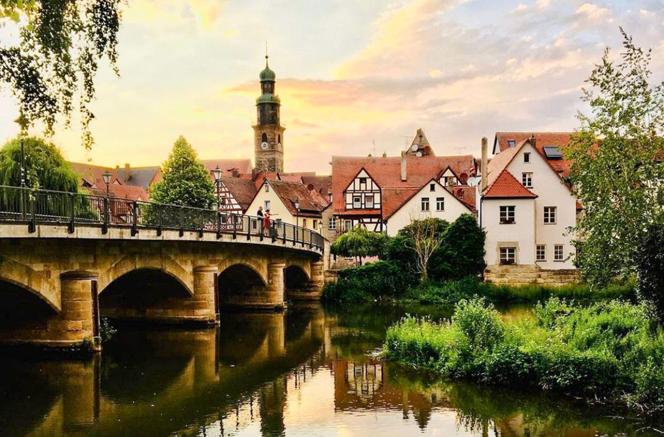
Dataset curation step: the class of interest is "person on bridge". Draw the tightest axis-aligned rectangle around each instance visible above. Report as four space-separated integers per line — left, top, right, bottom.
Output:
263 210 271 237
257 206 264 218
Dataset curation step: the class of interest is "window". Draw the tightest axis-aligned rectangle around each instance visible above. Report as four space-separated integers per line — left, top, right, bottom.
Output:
264 200 270 211
261 133 268 143
344 219 352 231
353 196 362 208
220 197 226 205
265 183 270 192
436 197 445 211
500 247 516 265
524 152 530 163
544 206 557 224
522 172 533 188
312 220 317 229
365 194 374 209
507 139 516 148
554 244 564 261
359 177 367 189
536 244 546 262
303 219 307 228
328 216 337 230
430 183 436 192
499 206 515 224
421 197 430 212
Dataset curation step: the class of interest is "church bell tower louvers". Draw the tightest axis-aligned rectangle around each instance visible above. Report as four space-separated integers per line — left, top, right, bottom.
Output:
253 53 285 173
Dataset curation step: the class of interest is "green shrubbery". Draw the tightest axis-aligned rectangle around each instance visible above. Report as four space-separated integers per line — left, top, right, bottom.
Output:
323 260 413 302
408 277 635 305
384 297 664 413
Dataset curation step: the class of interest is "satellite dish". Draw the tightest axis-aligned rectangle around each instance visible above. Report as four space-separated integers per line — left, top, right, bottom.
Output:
410 144 418 152
261 141 269 150
415 151 423 157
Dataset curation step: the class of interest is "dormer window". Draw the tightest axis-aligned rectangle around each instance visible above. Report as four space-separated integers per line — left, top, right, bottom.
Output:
507 139 516 148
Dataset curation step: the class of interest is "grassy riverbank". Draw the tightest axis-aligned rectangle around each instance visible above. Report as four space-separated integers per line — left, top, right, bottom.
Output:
384 298 664 414
323 265 635 304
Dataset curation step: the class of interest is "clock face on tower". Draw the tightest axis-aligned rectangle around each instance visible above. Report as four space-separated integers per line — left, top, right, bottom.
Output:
261 141 269 150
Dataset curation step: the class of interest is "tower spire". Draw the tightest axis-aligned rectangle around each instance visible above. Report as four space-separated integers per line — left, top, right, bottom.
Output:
265 41 269 67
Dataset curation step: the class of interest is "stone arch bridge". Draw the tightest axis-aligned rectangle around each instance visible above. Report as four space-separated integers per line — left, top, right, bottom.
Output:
0 186 325 351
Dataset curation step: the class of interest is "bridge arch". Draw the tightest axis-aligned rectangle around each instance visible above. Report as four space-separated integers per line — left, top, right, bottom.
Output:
0 279 58 336
98 255 193 296
284 265 310 291
217 263 269 307
0 259 60 311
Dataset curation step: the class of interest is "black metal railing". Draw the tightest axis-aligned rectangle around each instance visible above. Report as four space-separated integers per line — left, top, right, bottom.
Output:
0 185 324 252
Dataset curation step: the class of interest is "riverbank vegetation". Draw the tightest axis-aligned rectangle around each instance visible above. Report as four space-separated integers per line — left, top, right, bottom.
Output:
384 298 664 414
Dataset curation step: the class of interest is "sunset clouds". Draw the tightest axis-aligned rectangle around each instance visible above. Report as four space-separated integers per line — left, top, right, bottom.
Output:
1 0 663 173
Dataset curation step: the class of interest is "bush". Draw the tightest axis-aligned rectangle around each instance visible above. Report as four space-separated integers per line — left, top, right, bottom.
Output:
635 223 664 323
431 214 486 281
323 260 413 302
384 297 664 413
331 227 388 260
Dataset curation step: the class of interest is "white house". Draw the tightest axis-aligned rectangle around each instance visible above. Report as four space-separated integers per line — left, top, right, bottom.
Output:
245 179 327 231
479 133 578 271
385 178 474 236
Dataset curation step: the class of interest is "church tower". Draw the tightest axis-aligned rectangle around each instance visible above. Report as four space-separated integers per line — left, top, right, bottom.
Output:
253 53 285 173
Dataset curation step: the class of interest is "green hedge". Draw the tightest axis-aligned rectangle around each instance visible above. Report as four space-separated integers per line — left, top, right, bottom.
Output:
323 260 414 302
384 298 664 413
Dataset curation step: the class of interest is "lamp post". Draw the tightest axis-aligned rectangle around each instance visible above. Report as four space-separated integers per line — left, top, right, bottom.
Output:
102 171 112 198
294 197 300 243
212 165 222 210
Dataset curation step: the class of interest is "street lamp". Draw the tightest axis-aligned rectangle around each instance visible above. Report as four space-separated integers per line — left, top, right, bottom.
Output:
102 171 112 197
212 165 222 210
293 197 300 243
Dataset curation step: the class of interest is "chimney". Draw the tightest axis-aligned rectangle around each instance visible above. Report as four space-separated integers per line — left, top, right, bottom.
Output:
400 151 407 182
481 137 488 191
529 133 536 148
124 163 130 183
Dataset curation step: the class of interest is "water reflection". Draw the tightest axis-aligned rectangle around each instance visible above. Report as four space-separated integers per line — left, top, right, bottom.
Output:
0 303 660 436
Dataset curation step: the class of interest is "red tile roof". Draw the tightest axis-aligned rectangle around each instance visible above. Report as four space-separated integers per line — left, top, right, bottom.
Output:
267 180 328 218
331 154 476 219
493 132 573 178
384 179 475 219
484 169 537 199
221 177 258 211
201 159 253 176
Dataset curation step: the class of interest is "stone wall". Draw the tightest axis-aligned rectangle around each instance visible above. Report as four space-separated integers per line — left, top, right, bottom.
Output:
484 264 580 286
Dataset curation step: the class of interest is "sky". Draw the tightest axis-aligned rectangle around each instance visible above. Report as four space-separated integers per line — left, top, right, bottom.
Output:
1 0 664 174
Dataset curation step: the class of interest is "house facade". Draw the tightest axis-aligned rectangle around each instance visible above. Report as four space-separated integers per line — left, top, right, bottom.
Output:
479 132 579 280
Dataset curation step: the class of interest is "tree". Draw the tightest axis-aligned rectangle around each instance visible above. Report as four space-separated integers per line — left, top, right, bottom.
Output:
0 1 122 149
0 136 79 192
402 217 447 281
566 29 664 287
149 136 215 209
431 213 486 281
331 226 388 264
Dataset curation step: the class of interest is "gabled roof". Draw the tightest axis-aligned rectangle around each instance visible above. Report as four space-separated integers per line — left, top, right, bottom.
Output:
265 180 328 218
493 132 573 178
332 154 476 219
221 177 258 211
405 128 435 157
484 169 537 199
385 178 474 219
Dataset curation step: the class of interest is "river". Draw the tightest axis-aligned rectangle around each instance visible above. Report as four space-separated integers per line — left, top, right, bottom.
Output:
0 303 660 437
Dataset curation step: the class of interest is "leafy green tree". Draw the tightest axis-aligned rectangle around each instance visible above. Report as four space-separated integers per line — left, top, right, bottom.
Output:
0 136 79 191
431 213 486 281
566 29 664 287
331 226 388 263
0 1 122 149
149 136 215 209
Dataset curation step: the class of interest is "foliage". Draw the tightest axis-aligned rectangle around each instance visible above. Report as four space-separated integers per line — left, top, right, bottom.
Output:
635 223 664 322
400 217 447 281
0 1 122 149
566 29 664 287
331 226 388 260
100 317 117 343
385 297 664 413
430 213 486 281
0 136 79 191
149 136 215 209
322 261 413 303
408 276 635 305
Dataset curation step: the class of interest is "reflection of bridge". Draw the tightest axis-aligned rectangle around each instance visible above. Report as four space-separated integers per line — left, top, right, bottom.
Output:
0 186 325 350
0 310 326 437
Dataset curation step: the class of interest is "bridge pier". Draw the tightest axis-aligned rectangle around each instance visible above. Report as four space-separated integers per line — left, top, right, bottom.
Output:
266 262 286 309
192 265 219 325
57 272 101 351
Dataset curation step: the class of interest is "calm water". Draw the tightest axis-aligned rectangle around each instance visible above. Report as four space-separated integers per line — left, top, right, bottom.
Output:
0 303 661 437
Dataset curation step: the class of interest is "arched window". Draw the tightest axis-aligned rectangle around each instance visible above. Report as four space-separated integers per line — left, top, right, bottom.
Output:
278 134 281 143
261 133 268 143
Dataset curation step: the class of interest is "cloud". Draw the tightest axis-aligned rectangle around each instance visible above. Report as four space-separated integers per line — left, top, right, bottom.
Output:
575 3 612 23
